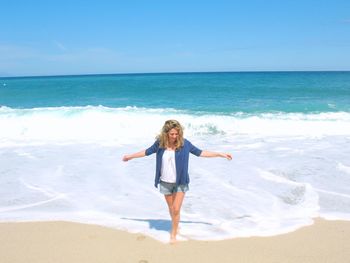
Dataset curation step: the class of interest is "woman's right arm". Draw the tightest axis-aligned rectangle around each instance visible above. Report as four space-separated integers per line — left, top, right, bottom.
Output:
123 140 159 162
122 150 146 162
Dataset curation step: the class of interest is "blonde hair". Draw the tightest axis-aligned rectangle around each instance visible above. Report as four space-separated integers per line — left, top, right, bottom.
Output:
157 120 184 149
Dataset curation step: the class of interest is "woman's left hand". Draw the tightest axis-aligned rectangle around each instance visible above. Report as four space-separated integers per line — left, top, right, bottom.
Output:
221 153 232 160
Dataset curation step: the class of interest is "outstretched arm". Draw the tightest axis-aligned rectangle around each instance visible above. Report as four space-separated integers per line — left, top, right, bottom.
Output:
200 150 232 160
123 140 159 162
122 150 146 162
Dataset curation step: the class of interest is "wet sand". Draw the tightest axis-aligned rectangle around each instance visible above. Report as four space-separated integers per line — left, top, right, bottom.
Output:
1 218 349 263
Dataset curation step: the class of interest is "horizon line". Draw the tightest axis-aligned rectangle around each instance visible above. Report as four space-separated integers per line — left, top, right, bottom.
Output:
1 69 350 79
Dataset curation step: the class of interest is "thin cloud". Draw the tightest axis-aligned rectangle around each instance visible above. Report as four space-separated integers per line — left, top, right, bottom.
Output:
341 19 350 24
0 44 39 60
0 44 120 63
53 40 67 51
45 47 121 63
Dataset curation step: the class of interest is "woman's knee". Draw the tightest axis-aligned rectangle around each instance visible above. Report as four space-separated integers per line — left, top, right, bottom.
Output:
171 206 180 216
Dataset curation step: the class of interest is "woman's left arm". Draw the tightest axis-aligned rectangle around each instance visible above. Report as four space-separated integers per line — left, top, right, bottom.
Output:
200 151 232 160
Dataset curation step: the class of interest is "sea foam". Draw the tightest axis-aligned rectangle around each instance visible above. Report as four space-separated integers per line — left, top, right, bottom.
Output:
0 106 350 242
1 106 350 145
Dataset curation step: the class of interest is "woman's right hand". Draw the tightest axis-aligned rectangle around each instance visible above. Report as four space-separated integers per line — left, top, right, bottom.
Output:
122 155 132 162
122 150 146 162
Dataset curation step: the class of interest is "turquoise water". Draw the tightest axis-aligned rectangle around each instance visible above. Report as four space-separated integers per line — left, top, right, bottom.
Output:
1 71 350 113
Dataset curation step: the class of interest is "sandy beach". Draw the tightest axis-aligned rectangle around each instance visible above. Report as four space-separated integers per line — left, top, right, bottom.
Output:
1 218 349 263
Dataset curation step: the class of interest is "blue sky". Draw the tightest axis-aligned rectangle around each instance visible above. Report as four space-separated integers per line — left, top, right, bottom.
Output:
1 0 350 76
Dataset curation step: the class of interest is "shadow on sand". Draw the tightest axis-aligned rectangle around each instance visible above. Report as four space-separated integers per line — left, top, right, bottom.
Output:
121 217 212 232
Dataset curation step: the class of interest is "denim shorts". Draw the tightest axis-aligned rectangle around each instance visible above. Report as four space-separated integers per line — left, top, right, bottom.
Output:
159 181 189 195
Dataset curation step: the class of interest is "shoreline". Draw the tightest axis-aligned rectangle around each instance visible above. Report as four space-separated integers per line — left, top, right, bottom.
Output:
1 218 350 263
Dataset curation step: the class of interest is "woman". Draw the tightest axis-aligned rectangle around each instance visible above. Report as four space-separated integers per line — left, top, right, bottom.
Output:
122 120 232 243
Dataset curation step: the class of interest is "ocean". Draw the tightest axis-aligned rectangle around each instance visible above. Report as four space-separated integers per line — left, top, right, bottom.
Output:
1 71 350 242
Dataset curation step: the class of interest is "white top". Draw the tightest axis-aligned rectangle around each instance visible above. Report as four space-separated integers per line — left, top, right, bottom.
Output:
160 150 177 183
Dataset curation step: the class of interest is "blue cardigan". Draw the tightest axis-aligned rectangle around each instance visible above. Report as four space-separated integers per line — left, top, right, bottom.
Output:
145 139 202 187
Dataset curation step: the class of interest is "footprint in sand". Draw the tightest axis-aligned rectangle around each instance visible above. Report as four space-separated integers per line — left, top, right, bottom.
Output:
136 235 146 241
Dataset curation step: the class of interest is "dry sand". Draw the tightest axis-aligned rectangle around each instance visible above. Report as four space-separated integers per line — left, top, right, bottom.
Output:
1 218 349 263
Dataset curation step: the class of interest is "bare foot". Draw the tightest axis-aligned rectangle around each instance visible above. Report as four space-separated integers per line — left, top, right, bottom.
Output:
177 226 181 235
170 234 177 244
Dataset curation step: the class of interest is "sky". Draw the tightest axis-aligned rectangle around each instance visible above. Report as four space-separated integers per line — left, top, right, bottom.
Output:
1 0 350 76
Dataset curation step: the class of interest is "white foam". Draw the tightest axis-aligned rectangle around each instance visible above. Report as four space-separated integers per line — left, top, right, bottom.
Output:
337 162 350 175
0 107 350 242
1 106 350 146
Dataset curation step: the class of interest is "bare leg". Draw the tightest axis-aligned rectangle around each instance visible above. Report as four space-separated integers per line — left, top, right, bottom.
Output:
164 194 174 220
164 192 185 243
